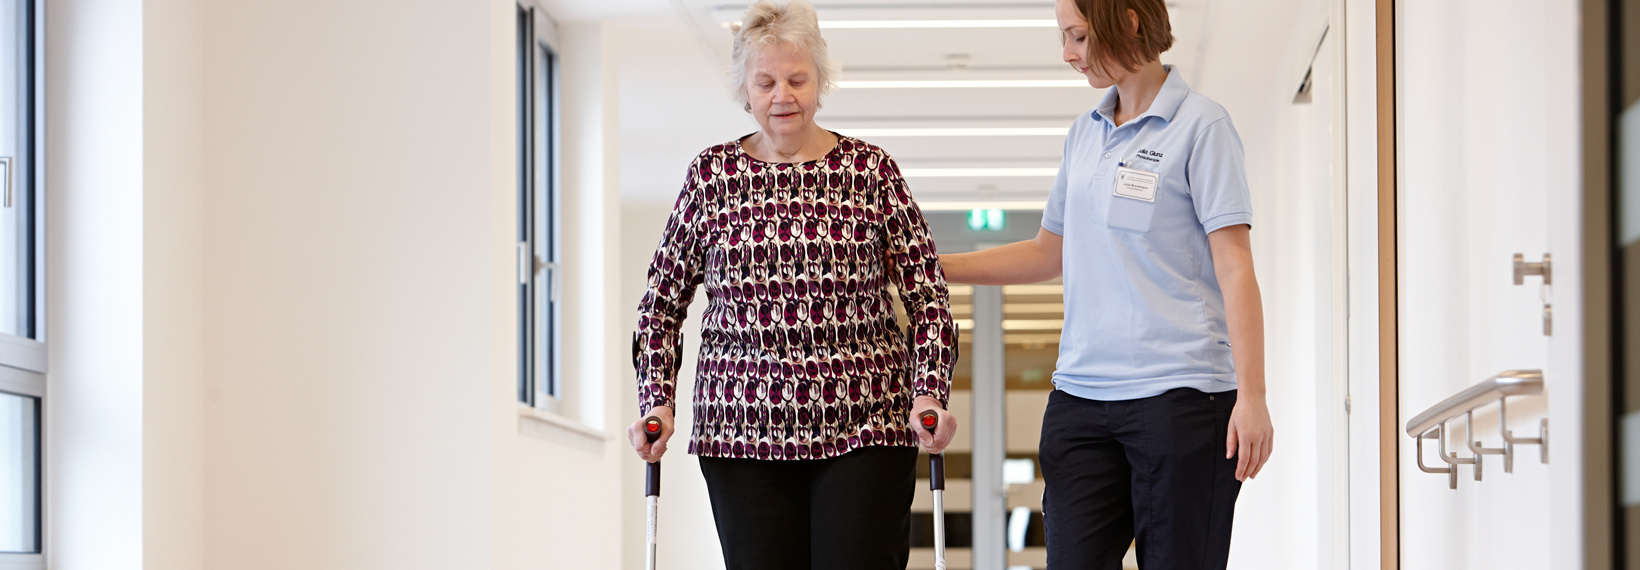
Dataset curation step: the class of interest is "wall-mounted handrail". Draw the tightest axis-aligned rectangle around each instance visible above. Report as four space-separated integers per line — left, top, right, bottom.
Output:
1405 370 1542 437
1405 369 1548 489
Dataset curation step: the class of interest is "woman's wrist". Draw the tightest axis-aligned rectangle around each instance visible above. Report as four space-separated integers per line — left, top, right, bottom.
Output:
938 253 968 284
912 394 944 409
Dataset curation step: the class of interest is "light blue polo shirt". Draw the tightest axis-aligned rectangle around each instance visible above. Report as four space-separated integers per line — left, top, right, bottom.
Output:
1042 65 1253 401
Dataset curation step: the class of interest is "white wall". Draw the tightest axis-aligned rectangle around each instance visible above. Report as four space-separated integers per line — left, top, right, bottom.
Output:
1200 1 1351 568
45 0 146 568
1342 0 1386 565
1394 0 1579 567
144 0 207 568
47 1 636 569
198 0 498 567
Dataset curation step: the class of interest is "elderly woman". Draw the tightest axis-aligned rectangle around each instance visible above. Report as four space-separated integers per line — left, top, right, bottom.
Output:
624 1 958 568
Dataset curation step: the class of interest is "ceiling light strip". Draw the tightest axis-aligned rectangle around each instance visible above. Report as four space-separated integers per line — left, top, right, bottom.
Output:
833 127 1069 137
1003 284 1063 295
900 168 1058 178
915 201 1048 211
819 19 1058 29
838 79 1087 89
951 319 1065 331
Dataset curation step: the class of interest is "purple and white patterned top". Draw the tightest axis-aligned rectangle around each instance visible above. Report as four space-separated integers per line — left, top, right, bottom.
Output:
635 135 957 460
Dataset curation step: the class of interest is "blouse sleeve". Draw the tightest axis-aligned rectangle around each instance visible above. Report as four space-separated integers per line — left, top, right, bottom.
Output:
877 156 958 406
634 157 709 415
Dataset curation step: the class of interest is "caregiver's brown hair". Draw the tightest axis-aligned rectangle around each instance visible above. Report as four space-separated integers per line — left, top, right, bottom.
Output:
1072 0 1174 78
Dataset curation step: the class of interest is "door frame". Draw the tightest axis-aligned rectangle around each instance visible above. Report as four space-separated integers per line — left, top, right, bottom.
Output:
1579 0 1616 567
1374 1 1398 568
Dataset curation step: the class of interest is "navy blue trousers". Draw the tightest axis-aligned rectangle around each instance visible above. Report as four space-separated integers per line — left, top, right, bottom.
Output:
1039 388 1242 569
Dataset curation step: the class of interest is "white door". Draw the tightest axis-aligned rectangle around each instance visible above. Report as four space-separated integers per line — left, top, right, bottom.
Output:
1396 0 1583 567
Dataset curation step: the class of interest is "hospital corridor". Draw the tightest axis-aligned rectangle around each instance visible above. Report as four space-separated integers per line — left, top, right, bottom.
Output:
12 0 1640 569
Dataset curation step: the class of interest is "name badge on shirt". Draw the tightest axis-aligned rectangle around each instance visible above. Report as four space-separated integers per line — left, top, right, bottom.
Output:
1113 165 1159 203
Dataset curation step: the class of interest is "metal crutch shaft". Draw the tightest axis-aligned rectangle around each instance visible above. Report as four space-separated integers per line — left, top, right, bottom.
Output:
644 416 663 570
920 410 946 570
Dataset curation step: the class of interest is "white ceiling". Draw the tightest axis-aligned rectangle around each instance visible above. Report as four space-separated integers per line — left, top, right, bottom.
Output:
582 0 1316 205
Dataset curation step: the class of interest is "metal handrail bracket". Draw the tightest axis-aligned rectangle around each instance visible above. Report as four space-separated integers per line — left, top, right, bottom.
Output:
1405 370 1548 489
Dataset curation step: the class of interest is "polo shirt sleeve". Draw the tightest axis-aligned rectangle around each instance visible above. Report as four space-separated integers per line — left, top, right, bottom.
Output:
1042 134 1072 236
1187 117 1254 234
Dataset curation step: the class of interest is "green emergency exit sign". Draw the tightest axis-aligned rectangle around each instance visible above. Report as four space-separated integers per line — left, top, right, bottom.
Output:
967 208 1005 231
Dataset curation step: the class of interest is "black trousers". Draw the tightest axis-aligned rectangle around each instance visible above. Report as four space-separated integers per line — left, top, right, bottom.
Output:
1039 388 1242 570
698 445 917 570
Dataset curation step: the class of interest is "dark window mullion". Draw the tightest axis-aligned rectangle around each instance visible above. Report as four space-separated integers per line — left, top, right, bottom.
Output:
516 5 535 405
538 44 556 402
18 0 31 340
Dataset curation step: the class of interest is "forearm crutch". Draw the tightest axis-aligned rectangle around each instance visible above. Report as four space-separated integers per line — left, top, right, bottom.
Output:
643 416 663 570
920 410 947 570
633 334 681 570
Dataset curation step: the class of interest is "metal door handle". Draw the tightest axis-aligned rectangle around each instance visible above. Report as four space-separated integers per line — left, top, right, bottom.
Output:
1 156 12 208
1513 253 1551 285
542 261 560 302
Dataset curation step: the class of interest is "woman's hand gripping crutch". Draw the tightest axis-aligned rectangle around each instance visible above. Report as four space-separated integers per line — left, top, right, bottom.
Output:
630 335 682 570
919 409 948 570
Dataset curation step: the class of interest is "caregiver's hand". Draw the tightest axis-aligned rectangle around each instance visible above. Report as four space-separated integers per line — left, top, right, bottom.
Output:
1226 395 1273 481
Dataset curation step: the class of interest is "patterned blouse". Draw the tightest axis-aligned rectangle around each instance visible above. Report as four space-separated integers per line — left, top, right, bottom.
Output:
635 135 957 461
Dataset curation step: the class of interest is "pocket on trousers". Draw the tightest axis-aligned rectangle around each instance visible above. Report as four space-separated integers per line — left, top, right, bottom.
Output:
1166 387 1216 411
1107 196 1155 233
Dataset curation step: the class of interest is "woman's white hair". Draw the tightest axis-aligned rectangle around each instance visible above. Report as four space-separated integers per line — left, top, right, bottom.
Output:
727 0 837 112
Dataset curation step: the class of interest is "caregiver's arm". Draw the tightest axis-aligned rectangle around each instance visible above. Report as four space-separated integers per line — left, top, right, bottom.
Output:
1209 224 1273 482
939 228 1064 285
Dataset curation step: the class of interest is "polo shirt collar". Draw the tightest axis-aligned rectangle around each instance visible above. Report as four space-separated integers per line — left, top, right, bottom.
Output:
1093 64 1189 126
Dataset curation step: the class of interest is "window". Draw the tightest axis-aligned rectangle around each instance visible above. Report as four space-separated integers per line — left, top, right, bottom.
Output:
0 0 41 567
517 5 560 412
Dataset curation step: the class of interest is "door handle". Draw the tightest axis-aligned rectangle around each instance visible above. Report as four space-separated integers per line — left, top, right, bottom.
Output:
1 156 12 208
1513 253 1553 335
1512 253 1551 285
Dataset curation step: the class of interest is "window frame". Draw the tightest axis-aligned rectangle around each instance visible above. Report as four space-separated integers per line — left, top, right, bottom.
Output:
517 4 562 414
0 0 45 567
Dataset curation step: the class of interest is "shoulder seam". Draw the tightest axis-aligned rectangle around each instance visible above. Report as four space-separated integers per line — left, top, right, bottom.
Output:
1192 116 1231 146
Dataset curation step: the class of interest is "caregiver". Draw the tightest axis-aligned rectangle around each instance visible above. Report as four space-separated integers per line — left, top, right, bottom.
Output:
937 0 1273 568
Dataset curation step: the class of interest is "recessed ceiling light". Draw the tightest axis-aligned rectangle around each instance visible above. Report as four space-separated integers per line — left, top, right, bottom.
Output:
838 79 1086 89
900 168 1059 178
833 127 1070 137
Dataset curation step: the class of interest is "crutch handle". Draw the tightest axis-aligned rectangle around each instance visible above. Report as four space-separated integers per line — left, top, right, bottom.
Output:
644 416 663 443
919 410 945 491
644 416 663 497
